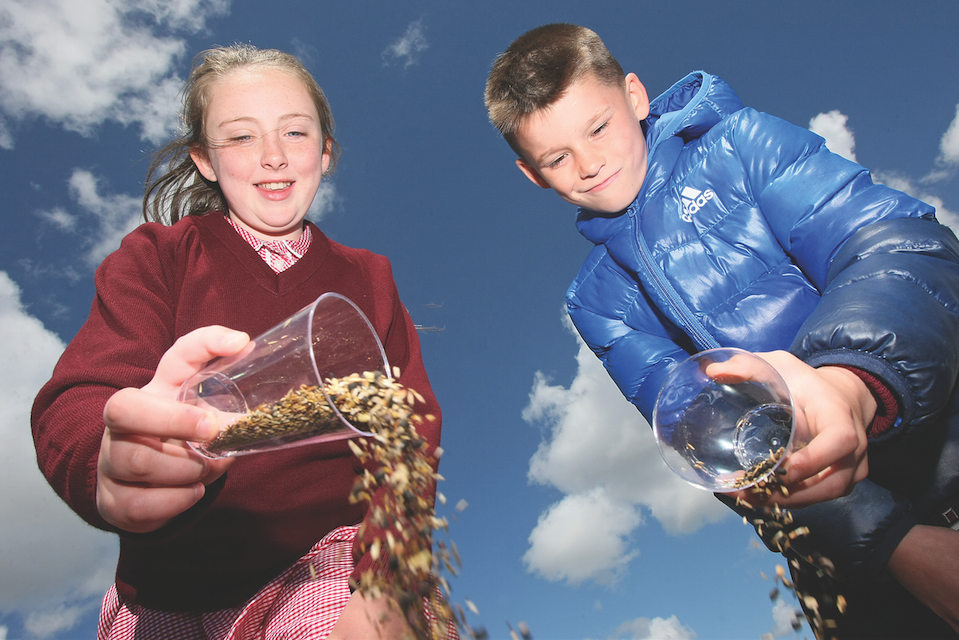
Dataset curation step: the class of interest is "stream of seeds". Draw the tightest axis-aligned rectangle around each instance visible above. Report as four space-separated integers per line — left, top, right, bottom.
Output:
211 369 473 638
737 472 845 640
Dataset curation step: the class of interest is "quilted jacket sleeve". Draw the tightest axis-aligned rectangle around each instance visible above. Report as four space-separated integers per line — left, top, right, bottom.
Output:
791 216 959 438
743 128 959 582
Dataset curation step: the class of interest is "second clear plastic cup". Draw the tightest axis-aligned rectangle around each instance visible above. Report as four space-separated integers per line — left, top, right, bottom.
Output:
178 292 390 458
652 348 801 492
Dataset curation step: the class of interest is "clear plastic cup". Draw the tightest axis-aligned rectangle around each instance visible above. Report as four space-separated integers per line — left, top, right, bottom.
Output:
178 292 389 458
652 348 806 492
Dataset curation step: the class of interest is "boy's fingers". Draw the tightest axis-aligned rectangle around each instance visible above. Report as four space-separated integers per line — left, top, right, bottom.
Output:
703 354 768 384
771 468 859 508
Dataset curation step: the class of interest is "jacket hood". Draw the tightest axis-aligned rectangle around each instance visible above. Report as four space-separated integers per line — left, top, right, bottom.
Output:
576 72 745 245
645 71 745 151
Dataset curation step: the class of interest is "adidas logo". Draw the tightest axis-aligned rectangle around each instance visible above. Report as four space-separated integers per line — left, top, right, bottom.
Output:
680 186 716 222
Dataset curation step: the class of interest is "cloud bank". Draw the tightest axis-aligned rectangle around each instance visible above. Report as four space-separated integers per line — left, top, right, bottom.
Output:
0 0 229 148
0 272 118 638
521 316 727 589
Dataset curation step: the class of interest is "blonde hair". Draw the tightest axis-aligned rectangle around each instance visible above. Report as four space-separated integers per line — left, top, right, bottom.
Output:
143 44 341 224
485 23 624 143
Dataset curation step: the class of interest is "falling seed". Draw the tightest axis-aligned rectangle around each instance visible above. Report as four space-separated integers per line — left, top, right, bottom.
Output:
518 621 532 640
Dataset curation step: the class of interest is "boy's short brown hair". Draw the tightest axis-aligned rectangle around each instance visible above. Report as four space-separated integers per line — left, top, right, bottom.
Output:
484 23 625 140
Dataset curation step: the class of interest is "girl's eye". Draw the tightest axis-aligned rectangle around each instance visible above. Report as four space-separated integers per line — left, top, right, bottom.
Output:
592 122 609 136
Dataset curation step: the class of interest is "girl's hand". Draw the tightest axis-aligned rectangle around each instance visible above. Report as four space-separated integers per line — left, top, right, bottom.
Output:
96 326 249 533
326 590 417 640
715 350 874 507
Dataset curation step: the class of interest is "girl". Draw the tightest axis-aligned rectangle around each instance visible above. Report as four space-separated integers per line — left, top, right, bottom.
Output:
32 44 449 639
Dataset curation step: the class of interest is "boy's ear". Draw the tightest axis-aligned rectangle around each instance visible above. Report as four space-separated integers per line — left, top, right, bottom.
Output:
625 73 650 121
515 158 552 190
190 145 218 183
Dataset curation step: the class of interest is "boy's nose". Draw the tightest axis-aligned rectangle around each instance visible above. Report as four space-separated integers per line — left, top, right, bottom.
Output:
579 150 603 179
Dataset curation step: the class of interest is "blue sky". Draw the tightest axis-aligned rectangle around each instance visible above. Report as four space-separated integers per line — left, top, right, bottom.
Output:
1 1 958 639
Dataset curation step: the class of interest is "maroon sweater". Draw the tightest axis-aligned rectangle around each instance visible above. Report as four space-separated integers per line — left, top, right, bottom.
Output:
31 213 442 612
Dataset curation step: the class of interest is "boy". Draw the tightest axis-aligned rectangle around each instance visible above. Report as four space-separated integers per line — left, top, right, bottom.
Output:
486 23 959 638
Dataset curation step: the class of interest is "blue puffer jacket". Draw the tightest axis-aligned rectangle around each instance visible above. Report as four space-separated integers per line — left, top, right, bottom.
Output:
566 71 959 581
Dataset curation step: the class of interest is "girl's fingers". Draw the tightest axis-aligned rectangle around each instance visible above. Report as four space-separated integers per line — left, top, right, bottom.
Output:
97 477 206 533
103 388 220 442
144 325 251 397
99 430 209 485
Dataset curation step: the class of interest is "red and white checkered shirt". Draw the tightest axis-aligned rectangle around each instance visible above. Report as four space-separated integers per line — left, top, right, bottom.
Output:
227 218 312 273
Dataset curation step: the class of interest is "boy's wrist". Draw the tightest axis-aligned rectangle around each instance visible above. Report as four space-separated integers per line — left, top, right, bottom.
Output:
830 365 899 438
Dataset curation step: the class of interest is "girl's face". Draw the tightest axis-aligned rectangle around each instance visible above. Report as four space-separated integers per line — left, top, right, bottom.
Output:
191 67 330 241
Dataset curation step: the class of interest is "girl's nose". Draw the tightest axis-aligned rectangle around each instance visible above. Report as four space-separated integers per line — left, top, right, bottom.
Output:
260 131 288 169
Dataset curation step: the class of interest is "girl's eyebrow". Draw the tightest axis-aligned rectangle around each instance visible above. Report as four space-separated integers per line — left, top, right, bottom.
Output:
215 112 316 128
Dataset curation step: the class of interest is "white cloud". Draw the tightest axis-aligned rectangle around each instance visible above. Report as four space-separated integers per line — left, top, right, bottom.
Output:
0 271 118 634
63 170 145 266
806 111 959 236
24 605 87 639
521 316 728 585
938 103 959 165
0 0 229 149
808 110 856 162
609 615 697 640
382 18 429 68
524 488 641 585
35 207 77 233
307 181 341 223
769 597 804 638
872 170 959 237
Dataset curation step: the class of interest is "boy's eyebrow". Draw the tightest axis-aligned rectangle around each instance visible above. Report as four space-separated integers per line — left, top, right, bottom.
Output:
215 112 315 128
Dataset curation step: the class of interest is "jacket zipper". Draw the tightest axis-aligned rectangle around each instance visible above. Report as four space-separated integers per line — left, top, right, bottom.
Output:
633 222 720 352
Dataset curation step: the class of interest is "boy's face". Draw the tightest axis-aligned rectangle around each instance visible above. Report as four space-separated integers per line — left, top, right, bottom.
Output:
513 73 650 214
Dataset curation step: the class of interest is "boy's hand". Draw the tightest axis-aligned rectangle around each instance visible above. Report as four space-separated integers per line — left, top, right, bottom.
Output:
721 350 875 507
96 326 249 533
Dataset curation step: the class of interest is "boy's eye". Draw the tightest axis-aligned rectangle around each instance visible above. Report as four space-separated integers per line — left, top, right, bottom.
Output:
547 153 567 169
592 122 609 136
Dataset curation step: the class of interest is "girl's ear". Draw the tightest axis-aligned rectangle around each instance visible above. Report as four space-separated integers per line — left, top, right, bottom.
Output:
321 138 332 175
190 145 218 182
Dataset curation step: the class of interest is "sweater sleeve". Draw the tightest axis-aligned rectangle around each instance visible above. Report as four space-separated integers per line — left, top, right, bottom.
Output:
31 224 180 532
